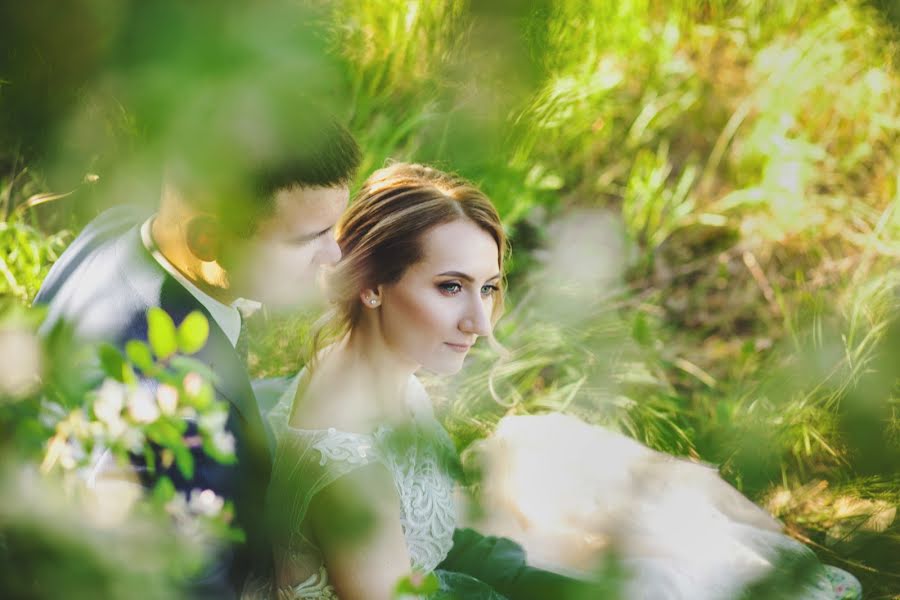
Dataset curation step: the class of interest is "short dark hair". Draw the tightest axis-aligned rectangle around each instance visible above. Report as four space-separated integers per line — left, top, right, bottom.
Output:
250 116 361 199
166 97 361 236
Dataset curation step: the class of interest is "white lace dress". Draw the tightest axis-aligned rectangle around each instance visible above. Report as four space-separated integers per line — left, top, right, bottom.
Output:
251 375 860 600
260 373 459 599
467 413 861 600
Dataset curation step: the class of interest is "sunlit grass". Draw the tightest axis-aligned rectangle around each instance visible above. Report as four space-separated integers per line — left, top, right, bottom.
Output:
2 0 899 595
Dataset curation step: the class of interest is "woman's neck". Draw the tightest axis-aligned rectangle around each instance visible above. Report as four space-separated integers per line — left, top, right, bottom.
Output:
296 314 421 431
334 321 417 419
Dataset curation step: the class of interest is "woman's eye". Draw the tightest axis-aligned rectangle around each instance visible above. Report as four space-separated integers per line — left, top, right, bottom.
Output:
438 282 463 295
481 284 499 297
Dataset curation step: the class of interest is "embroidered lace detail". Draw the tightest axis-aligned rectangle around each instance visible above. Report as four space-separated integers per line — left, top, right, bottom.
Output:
312 428 378 466
375 428 457 572
311 426 457 572
276 566 339 600
266 372 458 598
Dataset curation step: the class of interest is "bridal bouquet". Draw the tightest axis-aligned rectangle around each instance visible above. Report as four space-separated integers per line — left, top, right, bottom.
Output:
0 303 240 599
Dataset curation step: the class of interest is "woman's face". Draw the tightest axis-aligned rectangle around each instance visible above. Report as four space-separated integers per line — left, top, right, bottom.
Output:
375 218 501 374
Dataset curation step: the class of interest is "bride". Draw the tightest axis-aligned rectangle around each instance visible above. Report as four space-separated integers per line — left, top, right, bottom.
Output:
258 162 861 599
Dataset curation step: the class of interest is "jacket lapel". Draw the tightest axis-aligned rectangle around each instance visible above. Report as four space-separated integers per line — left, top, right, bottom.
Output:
118 225 261 426
157 272 262 427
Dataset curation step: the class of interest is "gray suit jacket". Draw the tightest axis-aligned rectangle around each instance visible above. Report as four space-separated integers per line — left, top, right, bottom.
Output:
35 206 272 598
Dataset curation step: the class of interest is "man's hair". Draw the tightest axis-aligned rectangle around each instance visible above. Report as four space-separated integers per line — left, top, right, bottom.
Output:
250 116 361 200
165 97 361 236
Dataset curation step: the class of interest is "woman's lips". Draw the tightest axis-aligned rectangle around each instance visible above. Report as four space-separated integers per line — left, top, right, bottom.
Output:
444 342 471 353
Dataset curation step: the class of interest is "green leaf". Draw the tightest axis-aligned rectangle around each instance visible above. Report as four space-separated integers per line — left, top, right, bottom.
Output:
98 343 125 381
122 363 138 385
172 417 189 435
152 476 175 504
177 311 209 355
394 571 440 596
125 340 155 373
146 419 184 448
222 524 246 544
632 312 652 347
184 379 216 410
173 445 195 480
147 307 178 360
169 356 221 386
203 436 237 465
143 444 157 475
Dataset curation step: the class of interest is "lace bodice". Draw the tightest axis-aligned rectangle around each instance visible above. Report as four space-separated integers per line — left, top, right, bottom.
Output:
262 373 458 599
252 385 859 600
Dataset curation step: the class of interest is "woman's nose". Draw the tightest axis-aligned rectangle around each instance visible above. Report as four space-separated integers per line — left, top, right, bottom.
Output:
459 296 492 337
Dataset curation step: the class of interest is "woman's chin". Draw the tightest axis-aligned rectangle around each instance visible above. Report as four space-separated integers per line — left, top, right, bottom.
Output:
422 357 466 376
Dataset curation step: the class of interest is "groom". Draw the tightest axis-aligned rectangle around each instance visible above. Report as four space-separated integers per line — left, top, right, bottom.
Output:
34 110 361 598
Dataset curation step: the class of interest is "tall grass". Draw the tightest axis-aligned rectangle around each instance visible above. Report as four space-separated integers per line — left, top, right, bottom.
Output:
3 0 899 594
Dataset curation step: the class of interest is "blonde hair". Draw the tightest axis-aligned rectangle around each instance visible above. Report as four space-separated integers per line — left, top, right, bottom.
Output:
311 162 507 361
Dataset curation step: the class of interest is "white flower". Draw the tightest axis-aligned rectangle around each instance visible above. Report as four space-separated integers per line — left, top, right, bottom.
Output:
121 426 145 453
183 372 204 397
212 431 235 456
105 415 127 438
167 491 210 542
156 384 179 416
93 380 126 425
39 400 67 428
61 408 91 439
127 385 160 424
41 434 82 472
59 438 85 470
0 328 43 399
88 420 106 438
165 491 190 520
187 488 224 518
198 409 229 435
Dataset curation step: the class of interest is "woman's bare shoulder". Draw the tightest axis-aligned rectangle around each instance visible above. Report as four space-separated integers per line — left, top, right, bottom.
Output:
289 362 380 435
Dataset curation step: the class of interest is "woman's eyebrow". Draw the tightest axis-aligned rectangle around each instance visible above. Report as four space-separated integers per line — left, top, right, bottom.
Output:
437 271 502 282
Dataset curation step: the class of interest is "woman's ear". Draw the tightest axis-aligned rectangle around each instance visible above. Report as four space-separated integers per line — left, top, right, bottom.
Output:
360 287 382 308
185 216 224 262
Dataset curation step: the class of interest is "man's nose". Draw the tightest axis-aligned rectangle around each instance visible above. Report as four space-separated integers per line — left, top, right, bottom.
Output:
315 236 342 266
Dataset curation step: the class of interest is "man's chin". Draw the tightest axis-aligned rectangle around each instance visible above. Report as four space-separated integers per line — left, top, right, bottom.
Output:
259 288 327 314
236 280 325 313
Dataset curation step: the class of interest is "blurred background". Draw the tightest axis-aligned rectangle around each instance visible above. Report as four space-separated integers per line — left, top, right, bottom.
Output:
1 0 898 597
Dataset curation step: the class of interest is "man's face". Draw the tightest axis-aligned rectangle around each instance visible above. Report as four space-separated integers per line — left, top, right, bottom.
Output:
228 185 349 310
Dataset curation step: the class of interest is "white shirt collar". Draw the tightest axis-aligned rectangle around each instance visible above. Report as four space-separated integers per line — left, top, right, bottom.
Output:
140 216 256 347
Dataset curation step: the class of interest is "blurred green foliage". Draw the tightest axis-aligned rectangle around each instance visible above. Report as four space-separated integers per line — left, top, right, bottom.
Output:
0 303 238 598
0 217 71 303
1 0 899 595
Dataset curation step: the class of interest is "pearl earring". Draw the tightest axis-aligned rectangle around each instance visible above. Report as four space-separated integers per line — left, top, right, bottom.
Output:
369 298 377 305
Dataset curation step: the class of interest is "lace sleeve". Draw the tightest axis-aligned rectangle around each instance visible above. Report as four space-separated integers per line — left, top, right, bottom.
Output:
263 372 460 598
266 372 303 447
265 424 387 599
268 425 382 546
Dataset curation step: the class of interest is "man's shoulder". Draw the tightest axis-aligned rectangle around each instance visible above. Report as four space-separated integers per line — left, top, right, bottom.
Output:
36 206 147 292
80 205 148 241
50 206 149 268
34 206 161 343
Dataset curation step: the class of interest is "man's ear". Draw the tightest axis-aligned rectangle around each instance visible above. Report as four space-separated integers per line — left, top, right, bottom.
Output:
185 216 224 262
